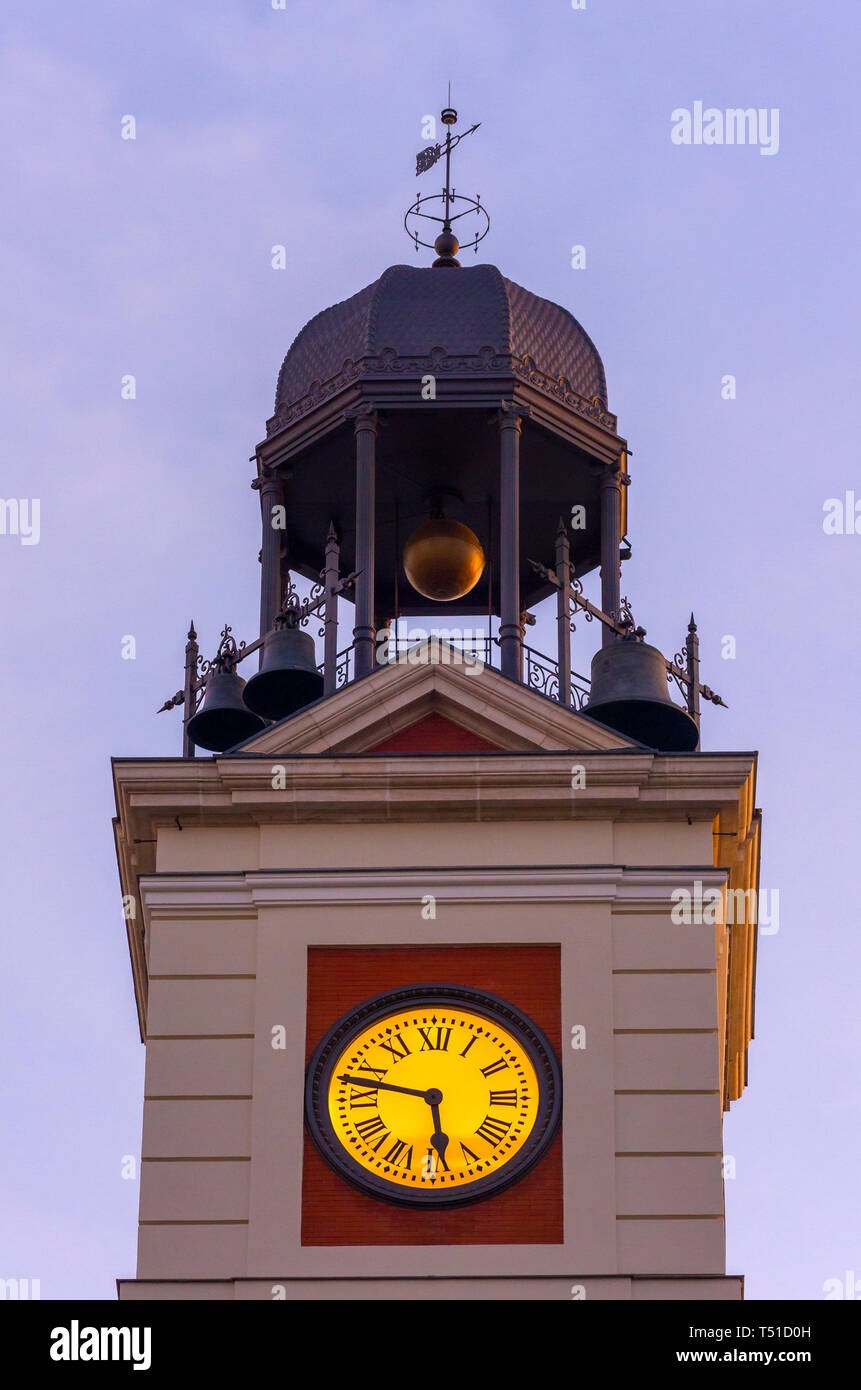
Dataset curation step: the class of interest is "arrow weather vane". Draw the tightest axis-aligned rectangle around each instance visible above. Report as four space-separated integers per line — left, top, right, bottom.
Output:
406 86 489 265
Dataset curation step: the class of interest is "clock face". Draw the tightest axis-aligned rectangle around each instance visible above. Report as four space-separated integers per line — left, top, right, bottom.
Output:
305 984 561 1208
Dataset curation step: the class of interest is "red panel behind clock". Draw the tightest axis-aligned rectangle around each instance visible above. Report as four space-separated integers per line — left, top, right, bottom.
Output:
302 944 562 1246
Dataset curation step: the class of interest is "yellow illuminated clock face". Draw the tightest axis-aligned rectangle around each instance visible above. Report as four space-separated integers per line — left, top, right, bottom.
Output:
306 985 561 1208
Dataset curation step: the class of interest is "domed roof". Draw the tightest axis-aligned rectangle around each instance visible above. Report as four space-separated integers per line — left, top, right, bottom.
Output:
269 264 611 434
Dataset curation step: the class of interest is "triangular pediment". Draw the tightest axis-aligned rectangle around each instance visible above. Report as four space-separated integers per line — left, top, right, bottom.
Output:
230 648 641 756
365 712 505 753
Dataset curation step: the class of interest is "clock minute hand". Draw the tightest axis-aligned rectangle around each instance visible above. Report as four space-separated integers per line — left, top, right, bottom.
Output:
337 1073 441 1103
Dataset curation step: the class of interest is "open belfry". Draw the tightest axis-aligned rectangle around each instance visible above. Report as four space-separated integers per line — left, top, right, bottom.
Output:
113 109 761 1301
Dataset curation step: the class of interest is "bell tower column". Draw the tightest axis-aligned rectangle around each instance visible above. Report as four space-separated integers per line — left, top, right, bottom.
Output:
257 465 285 650
351 408 378 678
599 462 623 646
498 403 526 681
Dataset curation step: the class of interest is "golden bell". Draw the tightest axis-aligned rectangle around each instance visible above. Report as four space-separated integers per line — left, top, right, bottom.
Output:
402 518 485 602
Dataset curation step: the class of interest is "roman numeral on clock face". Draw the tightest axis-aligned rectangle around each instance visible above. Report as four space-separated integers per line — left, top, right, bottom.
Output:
383 1139 414 1169
422 1148 450 1176
355 1060 387 1082
378 1032 411 1061
489 1089 519 1106
479 1058 509 1077
348 1087 378 1108
354 1115 390 1151
417 1026 452 1052
475 1115 512 1147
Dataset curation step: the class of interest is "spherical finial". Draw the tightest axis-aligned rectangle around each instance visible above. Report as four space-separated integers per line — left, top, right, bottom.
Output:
441 107 457 126
403 518 485 601
432 227 461 268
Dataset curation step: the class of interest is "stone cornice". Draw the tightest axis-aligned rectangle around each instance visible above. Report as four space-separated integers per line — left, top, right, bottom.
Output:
138 865 729 912
113 813 148 1042
113 749 756 838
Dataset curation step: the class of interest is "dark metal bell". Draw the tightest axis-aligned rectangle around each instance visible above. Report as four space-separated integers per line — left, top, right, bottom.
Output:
243 625 324 721
584 640 699 752
186 670 266 753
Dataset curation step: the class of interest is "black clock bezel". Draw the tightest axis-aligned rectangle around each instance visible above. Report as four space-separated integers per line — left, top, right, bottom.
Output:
304 982 562 1209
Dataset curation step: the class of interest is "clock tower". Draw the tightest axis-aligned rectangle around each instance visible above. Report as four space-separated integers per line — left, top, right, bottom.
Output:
113 112 760 1301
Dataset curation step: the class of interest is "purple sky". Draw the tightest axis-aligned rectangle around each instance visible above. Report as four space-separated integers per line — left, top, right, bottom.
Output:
1 0 858 1300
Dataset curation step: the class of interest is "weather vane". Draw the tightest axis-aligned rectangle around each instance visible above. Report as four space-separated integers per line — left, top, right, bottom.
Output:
405 86 489 266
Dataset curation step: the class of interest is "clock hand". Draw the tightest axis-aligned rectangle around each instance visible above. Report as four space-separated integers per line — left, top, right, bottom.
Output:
339 1075 450 1168
337 1073 442 1103
429 1101 450 1171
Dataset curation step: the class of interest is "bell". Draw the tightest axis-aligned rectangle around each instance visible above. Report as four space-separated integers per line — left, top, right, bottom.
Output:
186 669 266 752
584 639 699 752
243 624 324 721
402 518 485 602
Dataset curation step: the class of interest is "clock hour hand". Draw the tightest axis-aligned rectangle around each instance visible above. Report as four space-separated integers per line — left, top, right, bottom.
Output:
429 1101 450 1171
337 1073 441 1103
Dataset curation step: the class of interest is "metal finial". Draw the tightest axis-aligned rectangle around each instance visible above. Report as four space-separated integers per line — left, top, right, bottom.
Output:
406 97 489 265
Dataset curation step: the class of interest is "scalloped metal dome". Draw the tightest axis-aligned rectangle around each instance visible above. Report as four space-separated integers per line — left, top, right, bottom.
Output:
271 264 608 428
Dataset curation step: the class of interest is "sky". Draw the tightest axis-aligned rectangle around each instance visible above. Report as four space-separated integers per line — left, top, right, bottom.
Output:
0 0 858 1301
